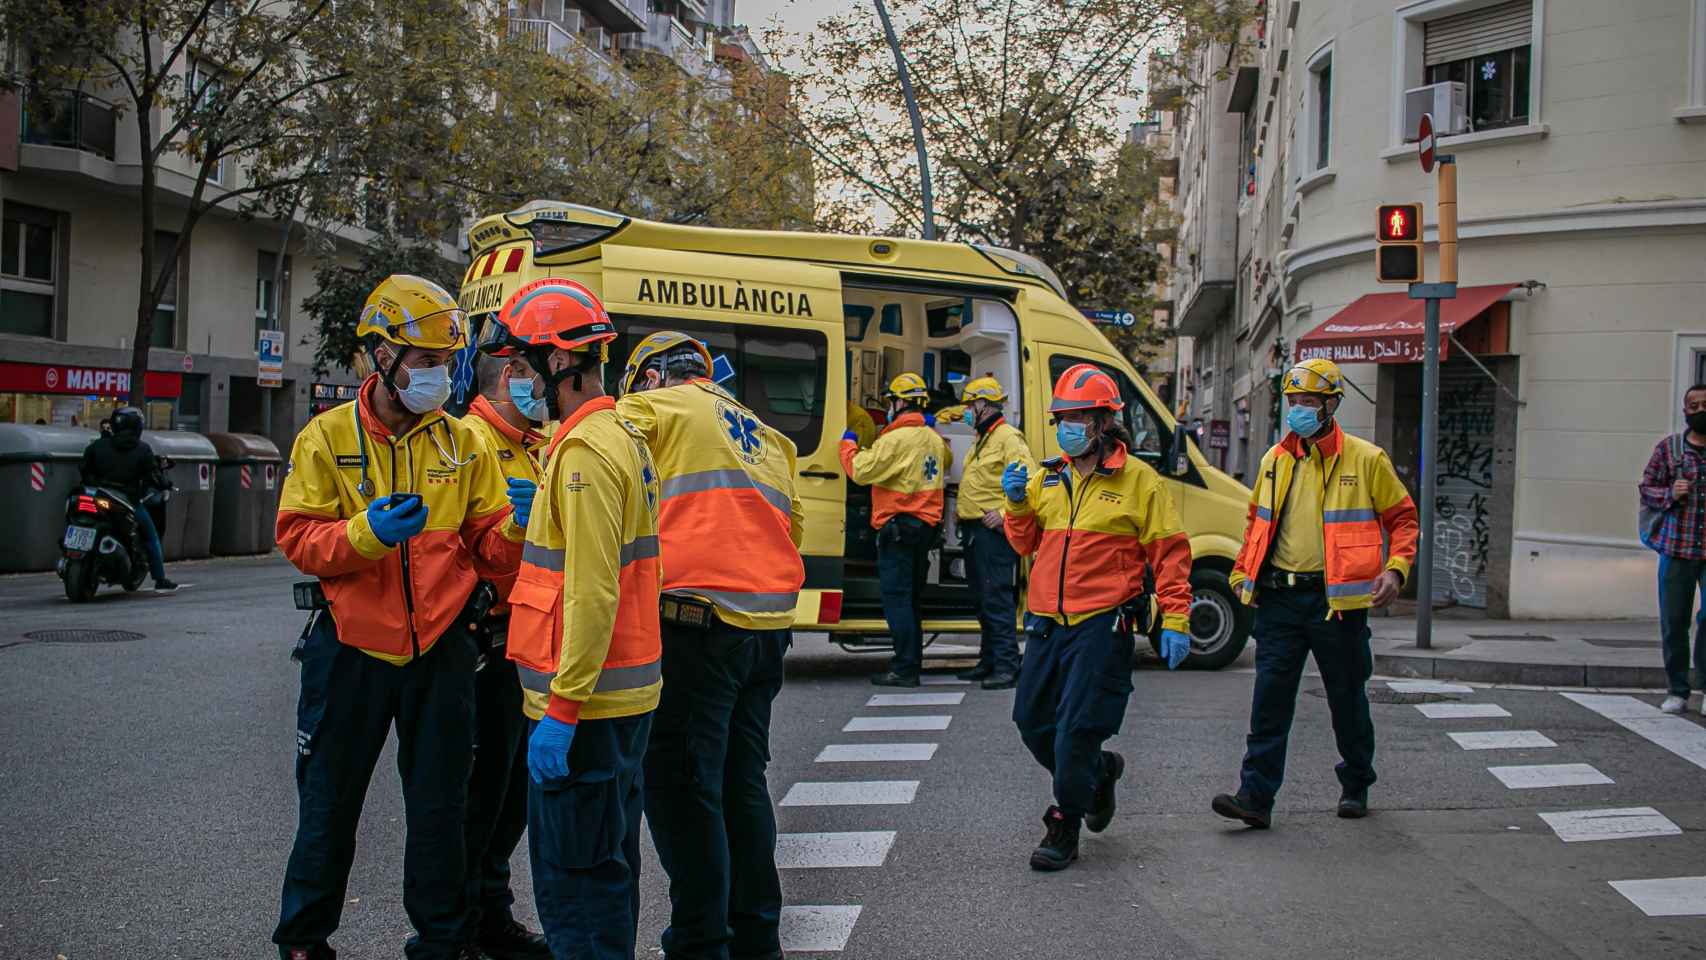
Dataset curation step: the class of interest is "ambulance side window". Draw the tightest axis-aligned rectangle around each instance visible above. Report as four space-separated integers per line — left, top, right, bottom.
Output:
613 315 828 457
1047 355 1170 472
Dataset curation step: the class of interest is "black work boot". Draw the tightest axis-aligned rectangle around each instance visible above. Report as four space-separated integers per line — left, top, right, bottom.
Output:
1029 805 1081 871
1337 789 1369 819
956 664 993 681
1085 751 1125 833
478 911 551 959
1211 791 1272 829
870 671 920 687
981 672 1018 690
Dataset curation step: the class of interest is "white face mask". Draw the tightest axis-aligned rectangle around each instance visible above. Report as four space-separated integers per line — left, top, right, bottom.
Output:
396 363 452 414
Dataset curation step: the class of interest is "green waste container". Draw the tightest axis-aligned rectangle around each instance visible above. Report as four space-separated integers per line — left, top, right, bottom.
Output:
141 431 218 561
207 433 283 555
0 424 98 572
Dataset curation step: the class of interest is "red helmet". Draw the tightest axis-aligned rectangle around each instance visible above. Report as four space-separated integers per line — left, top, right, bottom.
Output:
478 278 616 358
1050 363 1124 413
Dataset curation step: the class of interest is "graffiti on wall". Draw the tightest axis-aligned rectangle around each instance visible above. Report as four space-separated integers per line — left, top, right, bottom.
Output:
1431 370 1495 607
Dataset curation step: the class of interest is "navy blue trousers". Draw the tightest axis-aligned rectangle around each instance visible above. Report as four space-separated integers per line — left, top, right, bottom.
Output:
1012 611 1132 818
960 522 1021 676
464 624 529 930
1657 553 1706 696
529 712 651 960
1237 586 1377 810
877 515 935 679
645 621 789 960
275 613 477 959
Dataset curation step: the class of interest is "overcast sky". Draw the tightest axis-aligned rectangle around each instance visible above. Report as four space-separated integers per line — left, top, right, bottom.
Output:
734 0 853 49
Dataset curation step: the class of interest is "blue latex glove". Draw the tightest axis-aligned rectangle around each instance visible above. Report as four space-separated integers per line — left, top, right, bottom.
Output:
528 716 576 784
1001 462 1030 502
841 430 859 444
1160 629 1191 670
365 495 428 547
507 477 537 528
923 412 937 427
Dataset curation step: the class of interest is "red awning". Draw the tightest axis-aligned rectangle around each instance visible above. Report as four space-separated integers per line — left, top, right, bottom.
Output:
1296 283 1516 364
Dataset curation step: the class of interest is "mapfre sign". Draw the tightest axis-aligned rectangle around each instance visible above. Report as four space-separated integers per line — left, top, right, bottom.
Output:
0 362 184 398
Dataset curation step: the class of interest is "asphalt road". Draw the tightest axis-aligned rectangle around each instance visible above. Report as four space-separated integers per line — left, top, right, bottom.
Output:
2 556 1704 959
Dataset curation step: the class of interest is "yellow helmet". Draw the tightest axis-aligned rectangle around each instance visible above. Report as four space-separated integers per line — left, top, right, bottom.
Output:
885 372 930 402
1282 358 1344 396
621 331 713 395
961 375 1005 403
357 275 467 350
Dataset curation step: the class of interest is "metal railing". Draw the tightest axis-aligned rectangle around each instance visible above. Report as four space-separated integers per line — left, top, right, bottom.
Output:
19 89 117 160
632 13 713 77
507 16 637 93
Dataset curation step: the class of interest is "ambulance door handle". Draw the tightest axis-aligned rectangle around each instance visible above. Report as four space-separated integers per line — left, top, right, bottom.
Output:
799 470 838 480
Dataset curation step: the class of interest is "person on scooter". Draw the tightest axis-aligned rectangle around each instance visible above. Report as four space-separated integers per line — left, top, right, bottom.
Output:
78 406 177 593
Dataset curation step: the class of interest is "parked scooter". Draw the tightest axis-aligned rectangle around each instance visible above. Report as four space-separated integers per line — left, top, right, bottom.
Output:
57 467 172 603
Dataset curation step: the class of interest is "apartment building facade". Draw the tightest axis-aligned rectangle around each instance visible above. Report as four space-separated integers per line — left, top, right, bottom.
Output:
1160 0 1706 619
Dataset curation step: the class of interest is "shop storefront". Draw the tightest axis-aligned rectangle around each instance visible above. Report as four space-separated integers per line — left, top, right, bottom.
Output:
0 361 185 428
310 382 360 416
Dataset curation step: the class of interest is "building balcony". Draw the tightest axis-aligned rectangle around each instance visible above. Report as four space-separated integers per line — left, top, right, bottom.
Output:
19 89 116 160
628 13 714 78
508 16 637 92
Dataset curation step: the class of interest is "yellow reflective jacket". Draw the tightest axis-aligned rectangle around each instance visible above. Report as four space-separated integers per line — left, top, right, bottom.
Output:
957 417 1034 519
618 380 805 630
838 412 953 527
507 397 663 724
846 401 878 449
462 395 547 610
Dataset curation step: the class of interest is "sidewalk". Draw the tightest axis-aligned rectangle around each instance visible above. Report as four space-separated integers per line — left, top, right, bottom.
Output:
1369 616 1665 688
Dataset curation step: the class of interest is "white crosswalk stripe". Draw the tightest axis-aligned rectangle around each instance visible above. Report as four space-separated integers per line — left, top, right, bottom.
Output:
1416 703 1511 719
1562 692 1706 773
1539 807 1681 842
1610 877 1706 917
1448 730 1556 750
843 715 952 732
867 692 966 707
781 780 920 806
1487 763 1613 789
1389 680 1475 694
775 831 897 868
816 743 938 763
779 905 863 951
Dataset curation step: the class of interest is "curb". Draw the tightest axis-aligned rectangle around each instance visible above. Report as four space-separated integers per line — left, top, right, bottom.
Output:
1374 652 1667 689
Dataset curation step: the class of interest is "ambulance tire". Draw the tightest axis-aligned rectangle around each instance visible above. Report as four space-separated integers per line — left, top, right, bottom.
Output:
1147 568 1250 671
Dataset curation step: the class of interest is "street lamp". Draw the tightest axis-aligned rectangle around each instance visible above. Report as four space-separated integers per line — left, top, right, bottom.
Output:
872 0 936 240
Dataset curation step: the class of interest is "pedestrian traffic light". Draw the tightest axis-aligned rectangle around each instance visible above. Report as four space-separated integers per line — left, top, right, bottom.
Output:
1375 203 1424 284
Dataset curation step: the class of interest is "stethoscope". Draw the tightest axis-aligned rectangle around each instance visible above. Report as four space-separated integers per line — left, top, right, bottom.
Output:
352 403 477 498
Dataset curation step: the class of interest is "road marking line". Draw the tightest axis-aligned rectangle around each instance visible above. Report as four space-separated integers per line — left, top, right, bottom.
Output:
1448 730 1557 750
816 743 938 763
1562 692 1706 773
1609 877 1706 917
1389 680 1475 694
1539 807 1681 842
843 715 951 732
1487 763 1613 789
775 831 897 868
927 643 980 655
780 780 920 806
866 692 966 707
780 905 863 951
921 675 971 686
1416 703 1511 719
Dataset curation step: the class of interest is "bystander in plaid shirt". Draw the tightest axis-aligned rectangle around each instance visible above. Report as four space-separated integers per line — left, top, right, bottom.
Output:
1641 435 1706 560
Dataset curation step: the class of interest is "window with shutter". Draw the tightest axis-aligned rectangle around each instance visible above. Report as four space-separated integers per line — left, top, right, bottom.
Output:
1424 0 1531 65
1424 1 1533 132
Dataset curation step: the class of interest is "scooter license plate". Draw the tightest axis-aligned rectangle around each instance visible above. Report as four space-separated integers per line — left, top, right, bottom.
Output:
63 525 97 552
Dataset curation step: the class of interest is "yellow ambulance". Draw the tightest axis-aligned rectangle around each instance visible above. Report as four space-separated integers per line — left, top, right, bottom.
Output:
460 200 1255 668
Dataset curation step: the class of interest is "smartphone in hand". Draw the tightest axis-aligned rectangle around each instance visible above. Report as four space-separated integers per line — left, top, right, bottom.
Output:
386 492 424 512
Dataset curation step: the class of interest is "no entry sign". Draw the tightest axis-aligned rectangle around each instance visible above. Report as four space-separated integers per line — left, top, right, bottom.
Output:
1418 113 1436 174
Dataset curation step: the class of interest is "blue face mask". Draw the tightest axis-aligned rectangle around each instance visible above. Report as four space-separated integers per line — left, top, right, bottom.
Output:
396 363 451 414
508 374 548 423
962 406 977 428
1287 403 1322 437
1056 420 1093 457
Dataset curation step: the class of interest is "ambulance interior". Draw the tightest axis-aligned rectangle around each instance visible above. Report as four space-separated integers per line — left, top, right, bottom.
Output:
839 283 1023 626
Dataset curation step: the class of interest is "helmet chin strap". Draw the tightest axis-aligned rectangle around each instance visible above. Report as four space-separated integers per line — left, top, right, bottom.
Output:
530 346 599 420
373 343 409 399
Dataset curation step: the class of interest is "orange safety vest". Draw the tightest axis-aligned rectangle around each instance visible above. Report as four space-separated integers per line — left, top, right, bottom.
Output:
617 380 804 630
838 411 952 528
1004 441 1193 630
507 397 663 724
1229 422 1419 611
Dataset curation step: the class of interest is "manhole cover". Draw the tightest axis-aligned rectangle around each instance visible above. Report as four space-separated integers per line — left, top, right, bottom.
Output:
22 629 145 645
1309 687 1457 704
1467 633 1555 643
1583 637 1659 649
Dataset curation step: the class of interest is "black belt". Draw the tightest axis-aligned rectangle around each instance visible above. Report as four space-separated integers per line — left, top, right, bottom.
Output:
1258 568 1326 591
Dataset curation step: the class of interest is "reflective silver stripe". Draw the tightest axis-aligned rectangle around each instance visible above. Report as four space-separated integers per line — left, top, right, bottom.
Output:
661 469 792 516
620 535 660 566
1326 578 1378 598
1323 508 1377 524
517 664 555 694
679 588 800 615
594 659 662 693
523 543 565 571
1255 506 1273 521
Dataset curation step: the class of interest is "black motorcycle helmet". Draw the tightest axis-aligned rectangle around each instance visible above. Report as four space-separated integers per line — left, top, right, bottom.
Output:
111 406 145 450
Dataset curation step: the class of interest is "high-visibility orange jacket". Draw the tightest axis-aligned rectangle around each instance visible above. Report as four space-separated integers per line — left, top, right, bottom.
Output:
1230 422 1419 611
508 397 663 724
462 395 546 611
277 376 523 663
617 379 805 631
1004 442 1193 631
957 417 1035 520
839 411 953 528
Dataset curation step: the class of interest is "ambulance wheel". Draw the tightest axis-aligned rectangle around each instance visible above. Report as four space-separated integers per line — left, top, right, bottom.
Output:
1148 568 1250 670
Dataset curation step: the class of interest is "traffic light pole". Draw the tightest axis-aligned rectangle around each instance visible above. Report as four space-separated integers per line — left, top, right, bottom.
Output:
1410 156 1457 650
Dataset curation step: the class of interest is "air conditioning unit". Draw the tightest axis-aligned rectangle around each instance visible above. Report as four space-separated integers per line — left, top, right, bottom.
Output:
1403 81 1467 140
